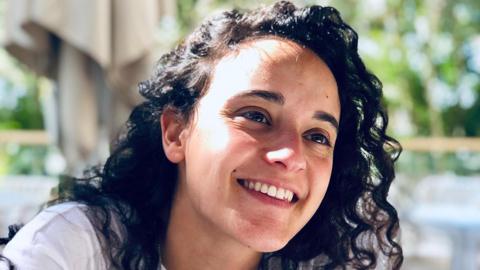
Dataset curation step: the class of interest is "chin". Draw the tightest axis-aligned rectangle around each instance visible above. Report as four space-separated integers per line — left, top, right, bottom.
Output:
237 227 293 252
256 241 289 253
228 209 301 253
248 236 291 253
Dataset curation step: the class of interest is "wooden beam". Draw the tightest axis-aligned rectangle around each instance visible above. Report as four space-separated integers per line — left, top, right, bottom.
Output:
400 137 480 152
0 130 50 145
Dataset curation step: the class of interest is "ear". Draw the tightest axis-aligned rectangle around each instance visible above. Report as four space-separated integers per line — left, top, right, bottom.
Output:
161 109 188 163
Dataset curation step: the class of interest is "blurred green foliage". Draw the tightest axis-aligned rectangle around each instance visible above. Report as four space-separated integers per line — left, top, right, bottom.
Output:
323 0 480 176
1 0 479 175
0 144 48 175
330 0 480 138
0 50 47 175
0 72 43 130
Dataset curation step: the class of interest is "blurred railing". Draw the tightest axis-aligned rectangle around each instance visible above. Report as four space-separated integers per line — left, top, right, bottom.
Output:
0 130 50 145
401 137 480 152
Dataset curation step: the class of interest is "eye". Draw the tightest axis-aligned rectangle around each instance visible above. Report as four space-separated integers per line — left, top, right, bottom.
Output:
304 132 331 146
240 110 271 125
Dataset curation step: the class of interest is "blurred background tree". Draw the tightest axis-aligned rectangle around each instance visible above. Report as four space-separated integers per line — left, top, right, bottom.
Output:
1 0 479 176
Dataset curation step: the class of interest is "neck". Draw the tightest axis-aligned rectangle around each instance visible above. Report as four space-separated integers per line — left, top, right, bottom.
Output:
162 184 262 270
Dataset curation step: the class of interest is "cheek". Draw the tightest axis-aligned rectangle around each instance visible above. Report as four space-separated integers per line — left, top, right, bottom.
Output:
196 124 229 152
306 159 333 207
188 115 259 160
183 120 254 188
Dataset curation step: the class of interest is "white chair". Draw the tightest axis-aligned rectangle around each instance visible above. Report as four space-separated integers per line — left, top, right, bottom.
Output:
0 175 58 235
405 174 480 270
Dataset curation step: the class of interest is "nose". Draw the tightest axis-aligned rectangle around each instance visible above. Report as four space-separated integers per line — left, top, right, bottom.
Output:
264 134 306 172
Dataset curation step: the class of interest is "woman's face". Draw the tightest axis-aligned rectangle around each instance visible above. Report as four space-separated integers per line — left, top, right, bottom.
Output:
173 38 340 252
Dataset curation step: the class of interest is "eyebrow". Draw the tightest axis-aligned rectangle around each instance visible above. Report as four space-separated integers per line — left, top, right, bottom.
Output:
232 89 339 132
313 111 339 133
232 89 285 105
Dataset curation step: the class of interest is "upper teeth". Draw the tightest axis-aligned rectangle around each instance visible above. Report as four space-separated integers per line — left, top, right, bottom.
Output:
241 179 295 202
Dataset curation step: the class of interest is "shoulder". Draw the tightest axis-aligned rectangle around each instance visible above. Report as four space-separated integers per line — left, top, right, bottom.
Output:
2 202 106 270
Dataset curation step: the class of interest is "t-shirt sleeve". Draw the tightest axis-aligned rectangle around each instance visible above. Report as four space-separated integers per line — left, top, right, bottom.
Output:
1 203 106 270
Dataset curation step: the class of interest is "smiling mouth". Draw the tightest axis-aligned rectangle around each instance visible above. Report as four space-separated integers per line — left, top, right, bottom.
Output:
237 179 299 203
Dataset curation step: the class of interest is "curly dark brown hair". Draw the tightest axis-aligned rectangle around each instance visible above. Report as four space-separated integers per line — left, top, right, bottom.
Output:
2 1 403 269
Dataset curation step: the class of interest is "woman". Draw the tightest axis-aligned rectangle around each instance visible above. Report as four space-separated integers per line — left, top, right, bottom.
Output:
1 1 403 269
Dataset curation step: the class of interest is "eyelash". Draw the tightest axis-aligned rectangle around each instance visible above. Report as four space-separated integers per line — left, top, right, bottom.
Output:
239 110 332 147
240 110 271 125
304 132 331 147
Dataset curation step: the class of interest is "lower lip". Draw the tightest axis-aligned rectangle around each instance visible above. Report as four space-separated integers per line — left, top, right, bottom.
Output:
239 182 294 209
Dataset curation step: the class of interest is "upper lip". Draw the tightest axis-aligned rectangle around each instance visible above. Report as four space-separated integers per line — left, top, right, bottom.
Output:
237 177 303 200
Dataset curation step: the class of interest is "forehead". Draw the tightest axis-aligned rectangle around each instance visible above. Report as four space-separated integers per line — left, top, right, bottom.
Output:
211 38 337 89
216 38 322 78
199 37 340 119
235 37 310 63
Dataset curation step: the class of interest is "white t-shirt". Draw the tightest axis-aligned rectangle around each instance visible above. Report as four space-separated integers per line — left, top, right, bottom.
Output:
0 202 167 270
1 202 107 270
1 203 388 270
